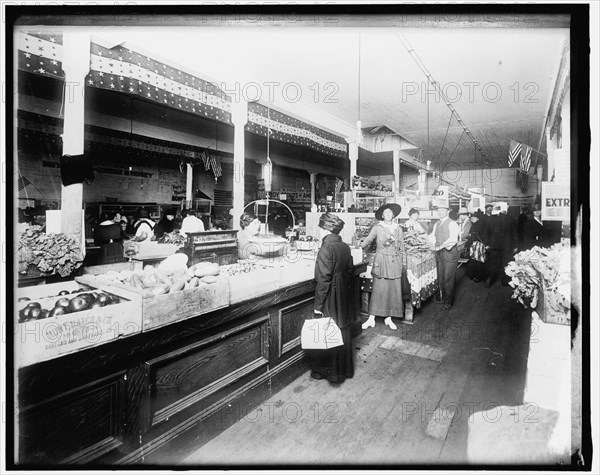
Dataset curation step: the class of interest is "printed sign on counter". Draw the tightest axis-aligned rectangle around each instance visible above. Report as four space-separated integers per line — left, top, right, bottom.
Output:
542 182 570 222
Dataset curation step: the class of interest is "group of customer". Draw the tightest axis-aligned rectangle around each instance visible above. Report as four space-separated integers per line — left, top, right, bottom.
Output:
305 199 560 386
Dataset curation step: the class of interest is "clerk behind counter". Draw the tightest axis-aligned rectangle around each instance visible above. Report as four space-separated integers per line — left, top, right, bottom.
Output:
237 212 261 260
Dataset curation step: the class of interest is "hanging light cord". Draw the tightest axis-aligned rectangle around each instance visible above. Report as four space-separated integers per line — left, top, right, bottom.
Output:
436 111 454 166
358 33 361 124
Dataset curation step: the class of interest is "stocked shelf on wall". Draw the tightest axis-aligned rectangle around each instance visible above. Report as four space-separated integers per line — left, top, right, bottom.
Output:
353 189 395 197
92 203 165 221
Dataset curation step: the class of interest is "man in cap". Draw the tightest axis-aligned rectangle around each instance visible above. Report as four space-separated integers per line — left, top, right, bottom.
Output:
429 203 461 310
458 206 472 240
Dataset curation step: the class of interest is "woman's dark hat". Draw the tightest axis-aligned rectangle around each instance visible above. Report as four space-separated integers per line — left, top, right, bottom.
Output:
375 203 402 221
472 210 485 219
318 212 345 234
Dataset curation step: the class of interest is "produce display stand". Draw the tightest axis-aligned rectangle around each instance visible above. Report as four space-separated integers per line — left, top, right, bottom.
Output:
535 283 571 326
406 250 439 309
16 280 142 368
76 273 230 332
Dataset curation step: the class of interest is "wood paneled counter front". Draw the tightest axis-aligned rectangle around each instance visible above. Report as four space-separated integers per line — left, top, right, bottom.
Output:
16 258 340 466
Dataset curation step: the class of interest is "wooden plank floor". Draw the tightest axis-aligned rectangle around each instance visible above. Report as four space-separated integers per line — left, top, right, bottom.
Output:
181 276 536 466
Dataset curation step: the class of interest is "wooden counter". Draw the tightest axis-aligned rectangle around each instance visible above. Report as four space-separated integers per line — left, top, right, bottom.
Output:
16 259 361 465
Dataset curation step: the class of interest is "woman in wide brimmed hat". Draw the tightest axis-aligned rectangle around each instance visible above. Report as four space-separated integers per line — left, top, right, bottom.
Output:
310 212 354 383
360 203 405 330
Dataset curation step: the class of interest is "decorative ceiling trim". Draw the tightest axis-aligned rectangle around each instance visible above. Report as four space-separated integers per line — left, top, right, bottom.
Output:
17 30 348 160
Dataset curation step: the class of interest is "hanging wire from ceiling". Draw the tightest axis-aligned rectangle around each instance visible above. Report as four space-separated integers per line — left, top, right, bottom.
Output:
356 33 363 145
436 111 454 167
440 127 465 171
396 33 497 169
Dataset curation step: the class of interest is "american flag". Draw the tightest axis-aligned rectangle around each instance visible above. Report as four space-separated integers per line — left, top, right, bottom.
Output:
200 150 210 170
508 140 522 167
210 155 222 178
520 144 533 172
516 170 529 192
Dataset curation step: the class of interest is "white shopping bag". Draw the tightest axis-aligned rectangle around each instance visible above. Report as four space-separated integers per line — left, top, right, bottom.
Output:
301 317 344 350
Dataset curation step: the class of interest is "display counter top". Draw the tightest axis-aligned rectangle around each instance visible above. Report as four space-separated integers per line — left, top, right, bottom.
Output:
16 257 317 368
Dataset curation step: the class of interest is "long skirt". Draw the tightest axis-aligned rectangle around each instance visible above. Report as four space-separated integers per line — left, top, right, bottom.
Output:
369 276 404 318
307 327 354 384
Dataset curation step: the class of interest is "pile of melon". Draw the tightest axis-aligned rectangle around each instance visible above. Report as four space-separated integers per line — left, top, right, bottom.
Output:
95 254 221 297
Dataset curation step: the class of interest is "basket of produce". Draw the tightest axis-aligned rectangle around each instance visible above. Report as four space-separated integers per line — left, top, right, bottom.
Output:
16 280 142 367
403 231 434 255
505 243 571 325
76 253 230 331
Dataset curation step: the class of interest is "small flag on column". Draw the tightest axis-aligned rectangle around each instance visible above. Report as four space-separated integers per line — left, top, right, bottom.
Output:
508 140 522 167
201 150 210 170
520 144 533 172
210 155 222 178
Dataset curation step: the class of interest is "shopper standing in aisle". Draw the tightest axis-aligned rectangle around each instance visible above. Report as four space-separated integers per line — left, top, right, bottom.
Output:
484 202 517 287
465 210 488 282
360 203 405 330
310 212 354 384
430 204 460 310
517 204 531 250
458 206 472 240
522 203 548 250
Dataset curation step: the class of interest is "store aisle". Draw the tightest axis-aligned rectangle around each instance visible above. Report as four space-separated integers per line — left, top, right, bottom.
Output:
182 278 537 466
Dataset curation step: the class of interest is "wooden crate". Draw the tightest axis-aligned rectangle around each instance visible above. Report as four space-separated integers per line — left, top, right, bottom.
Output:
16 280 143 368
76 274 230 332
537 285 570 326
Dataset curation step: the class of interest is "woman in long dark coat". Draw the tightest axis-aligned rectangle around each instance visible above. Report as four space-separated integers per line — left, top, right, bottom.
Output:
465 210 488 282
310 212 354 383
360 203 405 330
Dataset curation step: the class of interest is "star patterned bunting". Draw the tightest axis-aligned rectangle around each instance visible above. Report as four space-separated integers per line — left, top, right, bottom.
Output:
17 31 64 79
246 102 347 159
87 41 233 124
17 32 347 160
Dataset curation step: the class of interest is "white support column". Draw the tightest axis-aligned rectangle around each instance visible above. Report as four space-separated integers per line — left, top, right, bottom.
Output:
186 164 193 205
393 149 401 199
231 99 248 228
347 140 358 183
309 172 317 206
418 170 426 195
546 127 554 182
60 30 90 242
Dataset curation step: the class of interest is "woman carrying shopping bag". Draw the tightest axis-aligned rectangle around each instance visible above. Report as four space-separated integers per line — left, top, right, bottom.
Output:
309 212 355 383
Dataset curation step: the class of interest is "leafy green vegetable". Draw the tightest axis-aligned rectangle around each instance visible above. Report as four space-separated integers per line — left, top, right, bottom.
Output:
18 225 84 277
